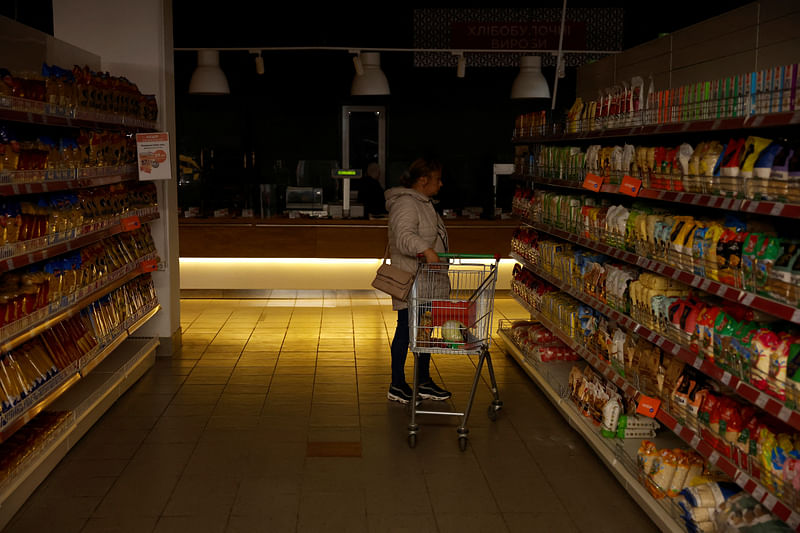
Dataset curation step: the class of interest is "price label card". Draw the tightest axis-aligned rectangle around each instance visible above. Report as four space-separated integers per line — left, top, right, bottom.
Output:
140 259 158 272
741 293 755 306
656 337 665 347
582 173 604 192
770 203 785 216
786 513 800 529
620 175 642 197
716 285 727 297
752 485 766 501
778 406 792 422
690 435 701 448
693 358 704 370
709 451 720 464
699 279 712 291
756 394 770 408
721 373 733 386
764 494 779 510
121 215 141 232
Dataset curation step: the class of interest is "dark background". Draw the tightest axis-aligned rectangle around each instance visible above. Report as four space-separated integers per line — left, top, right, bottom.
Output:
3 0 755 216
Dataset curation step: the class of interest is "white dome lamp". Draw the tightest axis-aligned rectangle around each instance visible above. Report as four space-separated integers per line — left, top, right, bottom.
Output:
351 52 390 96
511 55 550 99
189 50 230 95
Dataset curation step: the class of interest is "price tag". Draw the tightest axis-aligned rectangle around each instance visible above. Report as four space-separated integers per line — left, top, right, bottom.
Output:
674 423 684 435
770 203 785 216
734 470 748 485
709 451 720 464
791 309 800 324
140 259 158 272
786 513 800 530
121 215 141 232
721 373 733 386
740 293 755 306
670 344 681 355
620 175 642 197
693 358 703 369
582 173 604 192
756 394 769 408
716 285 727 297
656 337 665 347
699 280 712 291
763 494 778 509
752 485 767 501
778 406 792 422
690 434 701 448
637 256 648 268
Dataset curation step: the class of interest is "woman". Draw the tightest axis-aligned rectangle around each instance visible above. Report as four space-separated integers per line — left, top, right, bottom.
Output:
384 158 451 404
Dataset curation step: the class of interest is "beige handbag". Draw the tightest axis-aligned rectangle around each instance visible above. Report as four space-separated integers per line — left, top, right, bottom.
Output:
371 245 414 300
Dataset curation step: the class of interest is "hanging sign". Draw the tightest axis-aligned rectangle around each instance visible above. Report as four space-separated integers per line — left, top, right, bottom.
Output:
582 173 604 192
620 175 642 197
136 132 172 181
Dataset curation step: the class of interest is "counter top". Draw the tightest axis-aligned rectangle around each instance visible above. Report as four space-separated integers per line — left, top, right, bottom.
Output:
179 216 518 227
179 216 518 258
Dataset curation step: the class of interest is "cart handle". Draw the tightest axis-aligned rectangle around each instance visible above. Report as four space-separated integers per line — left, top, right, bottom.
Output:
416 252 500 261
438 253 501 260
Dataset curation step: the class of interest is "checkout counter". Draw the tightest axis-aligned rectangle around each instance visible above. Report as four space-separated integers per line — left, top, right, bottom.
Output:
178 215 518 291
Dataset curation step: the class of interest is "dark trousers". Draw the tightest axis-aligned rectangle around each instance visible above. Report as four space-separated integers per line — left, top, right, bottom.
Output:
391 308 431 386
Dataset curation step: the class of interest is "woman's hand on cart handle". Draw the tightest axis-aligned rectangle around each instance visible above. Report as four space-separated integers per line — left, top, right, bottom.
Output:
419 248 440 264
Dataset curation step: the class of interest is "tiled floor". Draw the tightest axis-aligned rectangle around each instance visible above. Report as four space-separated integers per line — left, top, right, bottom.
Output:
5 291 660 533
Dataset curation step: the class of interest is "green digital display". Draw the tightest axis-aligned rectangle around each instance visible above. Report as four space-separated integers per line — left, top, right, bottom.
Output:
337 170 358 176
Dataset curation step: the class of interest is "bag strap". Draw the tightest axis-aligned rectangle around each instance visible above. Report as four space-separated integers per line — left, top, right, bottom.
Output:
382 243 390 264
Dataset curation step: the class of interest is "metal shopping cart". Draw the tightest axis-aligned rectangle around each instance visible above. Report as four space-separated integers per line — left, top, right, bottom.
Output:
407 253 503 451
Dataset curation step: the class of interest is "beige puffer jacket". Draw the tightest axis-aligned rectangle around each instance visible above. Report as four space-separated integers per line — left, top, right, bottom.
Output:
385 186 448 310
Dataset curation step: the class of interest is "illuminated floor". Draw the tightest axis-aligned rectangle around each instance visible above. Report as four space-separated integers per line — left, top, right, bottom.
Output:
5 292 658 533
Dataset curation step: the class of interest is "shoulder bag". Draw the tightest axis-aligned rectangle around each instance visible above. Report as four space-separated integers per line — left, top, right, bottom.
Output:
371 245 415 300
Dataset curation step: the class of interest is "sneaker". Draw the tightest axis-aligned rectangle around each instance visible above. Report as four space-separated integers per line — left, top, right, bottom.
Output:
418 381 452 401
388 383 419 405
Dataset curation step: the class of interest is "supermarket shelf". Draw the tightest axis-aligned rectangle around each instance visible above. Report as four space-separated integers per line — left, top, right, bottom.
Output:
656 409 800 529
496 328 685 533
0 336 158 531
0 207 159 273
0 302 160 444
525 177 800 219
504 297 800 529
0 96 158 131
512 110 800 143
510 255 800 432
521 220 800 325
0 167 138 196
0 253 159 352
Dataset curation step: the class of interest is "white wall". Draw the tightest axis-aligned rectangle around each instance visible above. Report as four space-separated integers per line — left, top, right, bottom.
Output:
52 0 181 354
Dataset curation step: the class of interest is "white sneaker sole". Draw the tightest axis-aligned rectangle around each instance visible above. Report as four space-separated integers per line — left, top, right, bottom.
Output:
418 392 451 401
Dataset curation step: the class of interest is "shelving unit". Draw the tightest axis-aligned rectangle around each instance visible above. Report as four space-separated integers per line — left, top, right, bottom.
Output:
506 64 800 530
518 176 800 220
496 326 685 533
0 78 165 527
504 293 800 529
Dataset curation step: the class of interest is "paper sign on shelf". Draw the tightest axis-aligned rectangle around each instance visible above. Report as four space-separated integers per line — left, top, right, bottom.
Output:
582 173 604 192
136 132 172 181
140 259 159 272
121 215 141 232
620 175 642 197
636 395 661 418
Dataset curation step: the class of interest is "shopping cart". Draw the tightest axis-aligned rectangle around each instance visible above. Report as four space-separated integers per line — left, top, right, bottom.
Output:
407 253 503 451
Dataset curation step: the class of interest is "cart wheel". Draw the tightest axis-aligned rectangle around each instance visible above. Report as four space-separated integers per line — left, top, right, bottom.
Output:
408 434 417 448
458 436 468 451
487 404 499 421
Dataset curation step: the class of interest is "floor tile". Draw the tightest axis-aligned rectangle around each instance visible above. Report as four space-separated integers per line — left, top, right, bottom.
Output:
0 296 664 533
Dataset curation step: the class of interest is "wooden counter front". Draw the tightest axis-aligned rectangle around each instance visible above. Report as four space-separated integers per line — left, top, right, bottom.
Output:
179 217 517 258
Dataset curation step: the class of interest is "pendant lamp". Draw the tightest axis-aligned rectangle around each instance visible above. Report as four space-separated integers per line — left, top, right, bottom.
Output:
189 50 230 95
510 55 550 99
351 52 390 96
